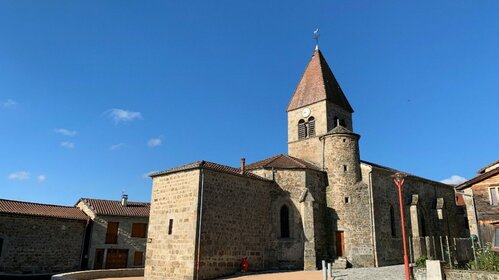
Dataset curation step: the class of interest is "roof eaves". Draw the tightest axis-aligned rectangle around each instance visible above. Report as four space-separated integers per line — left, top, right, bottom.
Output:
361 160 454 188
455 167 499 190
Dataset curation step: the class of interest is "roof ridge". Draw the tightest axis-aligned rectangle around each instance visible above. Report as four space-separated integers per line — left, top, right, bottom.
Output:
267 154 286 166
81 197 148 204
0 198 76 209
287 155 307 168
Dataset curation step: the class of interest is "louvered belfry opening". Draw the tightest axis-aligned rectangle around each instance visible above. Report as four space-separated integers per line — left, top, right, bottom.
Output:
298 119 307 139
308 117 315 136
298 117 316 139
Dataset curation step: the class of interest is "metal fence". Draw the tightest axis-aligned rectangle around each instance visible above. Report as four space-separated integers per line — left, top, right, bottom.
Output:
409 235 476 268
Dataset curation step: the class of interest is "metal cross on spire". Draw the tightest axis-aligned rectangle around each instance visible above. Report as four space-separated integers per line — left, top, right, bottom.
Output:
313 28 320 50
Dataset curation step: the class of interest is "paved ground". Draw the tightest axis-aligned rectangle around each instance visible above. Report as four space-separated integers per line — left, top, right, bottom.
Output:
95 265 405 280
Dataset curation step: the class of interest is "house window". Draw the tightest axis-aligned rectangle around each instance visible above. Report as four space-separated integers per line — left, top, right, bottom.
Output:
134 251 144 266
308 117 315 136
489 187 499 206
280 205 290 238
298 119 307 139
131 223 147 238
168 219 174 235
495 227 499 248
333 116 339 128
390 206 396 237
105 222 119 244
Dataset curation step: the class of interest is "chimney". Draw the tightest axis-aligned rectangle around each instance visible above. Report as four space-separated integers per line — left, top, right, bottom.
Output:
121 193 128 207
240 158 246 174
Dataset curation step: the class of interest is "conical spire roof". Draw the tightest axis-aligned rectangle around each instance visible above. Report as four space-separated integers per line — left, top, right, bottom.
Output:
287 49 353 113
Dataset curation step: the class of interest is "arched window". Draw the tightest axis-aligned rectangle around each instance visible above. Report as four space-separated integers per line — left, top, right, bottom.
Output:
390 206 396 237
298 119 307 139
280 205 290 238
308 117 315 136
333 116 339 128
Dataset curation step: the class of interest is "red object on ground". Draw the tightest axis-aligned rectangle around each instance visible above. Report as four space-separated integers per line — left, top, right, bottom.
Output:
241 257 248 272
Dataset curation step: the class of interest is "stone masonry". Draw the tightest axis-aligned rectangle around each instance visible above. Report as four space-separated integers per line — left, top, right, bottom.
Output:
0 213 86 274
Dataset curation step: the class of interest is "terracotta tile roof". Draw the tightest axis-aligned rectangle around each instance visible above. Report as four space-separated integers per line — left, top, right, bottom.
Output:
287 49 353 113
78 198 150 217
455 166 499 190
246 154 322 171
320 125 360 139
150 160 272 181
0 199 88 220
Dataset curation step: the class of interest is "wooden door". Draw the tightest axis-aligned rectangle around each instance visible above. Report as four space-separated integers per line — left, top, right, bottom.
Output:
105 249 129 269
93 248 105 269
336 231 345 257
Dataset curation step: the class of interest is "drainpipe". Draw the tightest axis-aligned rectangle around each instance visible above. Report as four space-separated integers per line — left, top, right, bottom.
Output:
195 169 205 280
368 170 378 267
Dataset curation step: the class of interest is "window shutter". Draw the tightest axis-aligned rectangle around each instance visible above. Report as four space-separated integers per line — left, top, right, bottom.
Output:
105 222 119 244
134 251 144 266
308 117 315 136
298 120 307 139
131 223 147 238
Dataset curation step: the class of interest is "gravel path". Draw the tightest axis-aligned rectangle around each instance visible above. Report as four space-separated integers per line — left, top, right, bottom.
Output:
94 265 405 280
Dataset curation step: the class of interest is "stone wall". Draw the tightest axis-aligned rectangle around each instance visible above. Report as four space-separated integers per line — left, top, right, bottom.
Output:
77 202 149 270
197 170 276 279
250 168 329 270
52 268 143 280
0 213 86 274
414 267 499 280
145 169 201 280
370 166 469 266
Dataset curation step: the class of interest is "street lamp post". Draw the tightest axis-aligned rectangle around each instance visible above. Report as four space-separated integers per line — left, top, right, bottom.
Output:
393 172 410 280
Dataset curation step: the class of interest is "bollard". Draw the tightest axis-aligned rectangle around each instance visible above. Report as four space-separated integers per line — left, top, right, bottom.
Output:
439 236 444 261
322 260 327 280
328 262 332 278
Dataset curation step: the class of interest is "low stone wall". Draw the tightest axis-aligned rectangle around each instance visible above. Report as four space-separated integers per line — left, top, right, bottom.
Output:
51 268 143 280
413 267 499 280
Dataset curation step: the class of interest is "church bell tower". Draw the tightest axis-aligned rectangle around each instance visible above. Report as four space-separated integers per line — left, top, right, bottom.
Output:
287 47 354 168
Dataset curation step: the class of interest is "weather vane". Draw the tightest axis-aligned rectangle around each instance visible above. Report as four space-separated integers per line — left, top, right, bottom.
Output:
313 28 320 50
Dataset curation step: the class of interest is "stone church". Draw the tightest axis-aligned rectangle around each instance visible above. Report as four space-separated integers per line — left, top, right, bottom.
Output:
144 47 468 280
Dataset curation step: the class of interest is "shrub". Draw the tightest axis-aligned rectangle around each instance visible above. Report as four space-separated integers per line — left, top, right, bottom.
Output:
416 255 428 267
469 243 499 271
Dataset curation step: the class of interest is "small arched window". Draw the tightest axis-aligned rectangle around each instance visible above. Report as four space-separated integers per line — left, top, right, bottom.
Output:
308 117 315 136
298 119 307 139
280 205 290 238
390 206 396 237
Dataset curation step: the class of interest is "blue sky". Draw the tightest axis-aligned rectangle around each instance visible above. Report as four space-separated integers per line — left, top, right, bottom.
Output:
1 1 498 206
